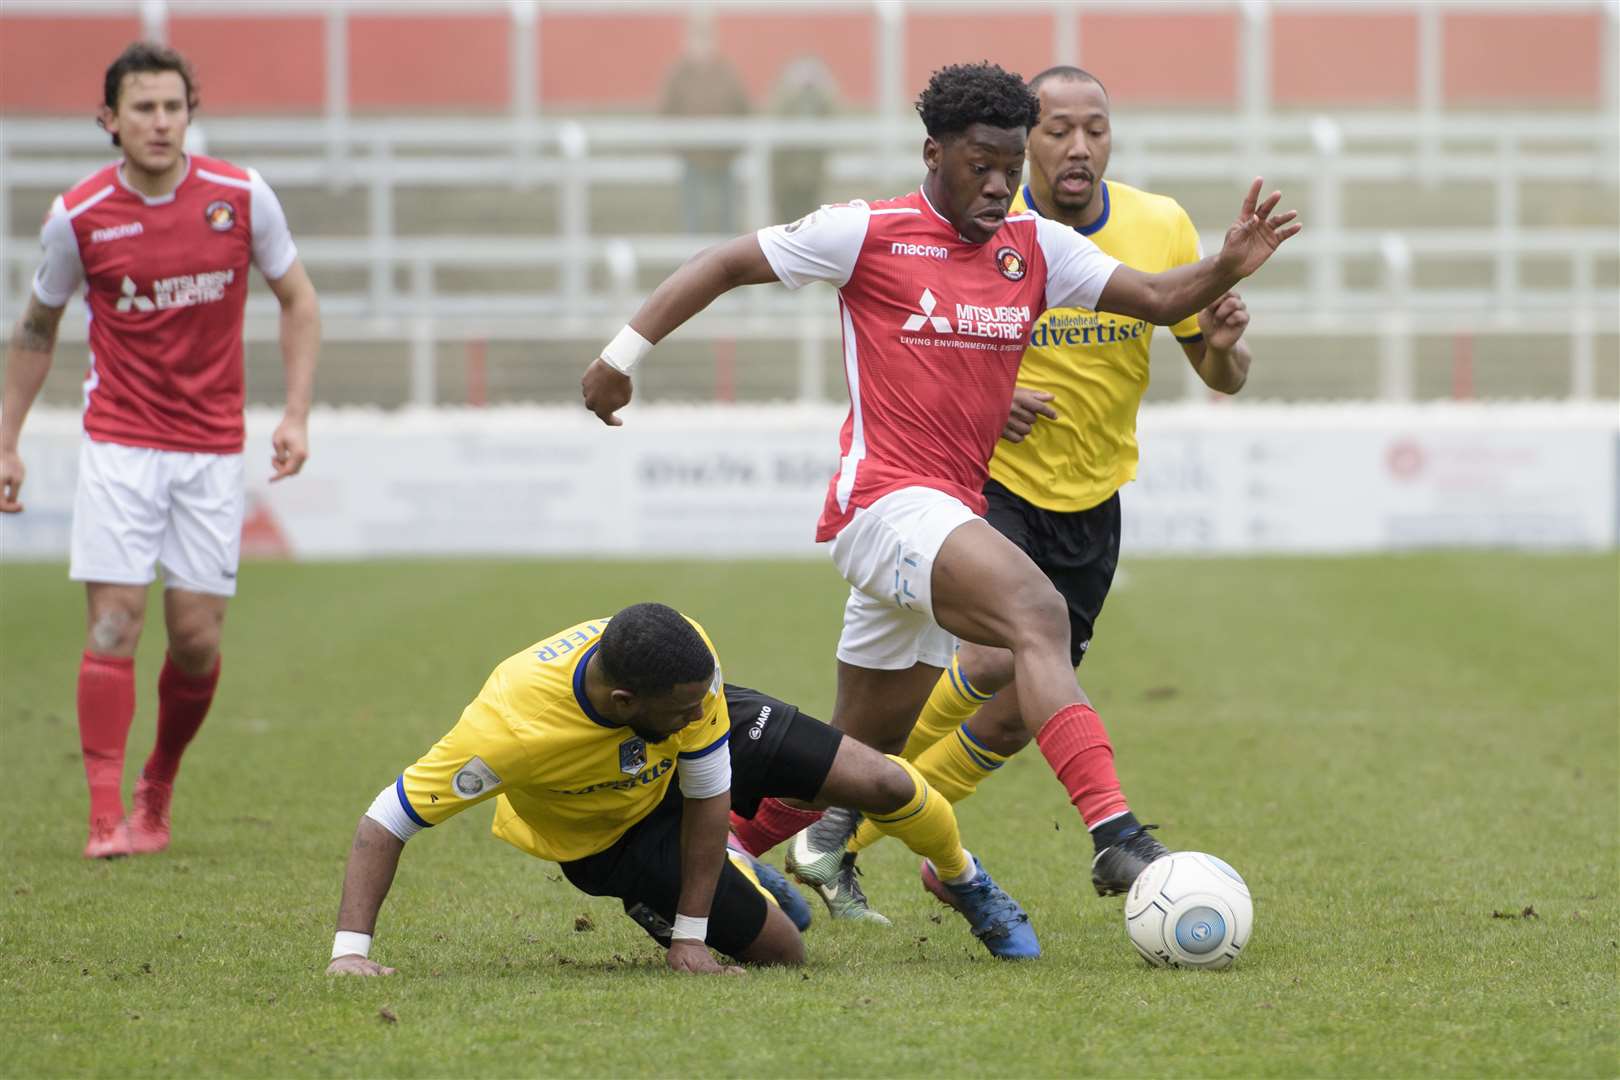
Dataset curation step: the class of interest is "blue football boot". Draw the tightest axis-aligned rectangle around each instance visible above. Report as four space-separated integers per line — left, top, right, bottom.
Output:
920 855 1040 960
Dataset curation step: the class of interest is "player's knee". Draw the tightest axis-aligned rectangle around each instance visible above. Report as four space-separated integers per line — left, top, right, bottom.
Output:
87 606 142 655
166 608 224 672
958 643 1014 694
1008 580 1069 651
870 758 918 815
742 909 805 966
975 711 1031 757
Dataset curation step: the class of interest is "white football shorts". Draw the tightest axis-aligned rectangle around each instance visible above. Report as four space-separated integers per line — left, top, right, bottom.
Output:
826 484 977 670
69 437 246 597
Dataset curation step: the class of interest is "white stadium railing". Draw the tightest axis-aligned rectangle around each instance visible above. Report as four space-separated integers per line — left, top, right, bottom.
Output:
3 110 1614 404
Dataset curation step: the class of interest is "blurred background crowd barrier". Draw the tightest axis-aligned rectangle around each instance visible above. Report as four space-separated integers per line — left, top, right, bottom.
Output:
1 0 1616 410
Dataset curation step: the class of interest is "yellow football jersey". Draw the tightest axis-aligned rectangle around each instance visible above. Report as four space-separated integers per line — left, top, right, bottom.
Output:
396 615 730 863
992 180 1204 512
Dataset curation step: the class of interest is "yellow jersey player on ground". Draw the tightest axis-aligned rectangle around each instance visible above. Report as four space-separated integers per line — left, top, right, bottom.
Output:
323 603 1037 976
811 67 1257 922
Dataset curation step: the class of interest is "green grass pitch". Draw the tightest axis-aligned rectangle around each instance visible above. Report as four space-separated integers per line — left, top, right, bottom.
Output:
1 553 1615 1077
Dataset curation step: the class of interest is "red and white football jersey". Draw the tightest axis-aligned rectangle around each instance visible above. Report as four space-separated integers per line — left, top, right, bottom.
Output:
32 154 298 455
757 187 1122 541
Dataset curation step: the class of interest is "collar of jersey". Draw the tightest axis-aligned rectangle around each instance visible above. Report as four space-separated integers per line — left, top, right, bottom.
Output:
916 184 976 244
116 154 192 208
1022 180 1110 236
571 643 620 729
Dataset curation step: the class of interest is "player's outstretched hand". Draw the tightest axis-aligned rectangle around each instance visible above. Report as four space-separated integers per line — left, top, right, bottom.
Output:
582 358 631 426
1219 178 1301 279
1198 291 1250 351
665 939 745 976
326 954 397 977
0 448 24 513
1002 387 1059 444
270 415 309 482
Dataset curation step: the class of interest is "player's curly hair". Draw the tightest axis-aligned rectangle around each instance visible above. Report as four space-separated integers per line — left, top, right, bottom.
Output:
598 602 715 698
100 42 200 149
915 62 1040 140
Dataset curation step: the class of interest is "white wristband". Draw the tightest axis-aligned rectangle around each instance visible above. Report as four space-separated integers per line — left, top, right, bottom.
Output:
332 930 372 960
670 914 708 943
600 325 653 375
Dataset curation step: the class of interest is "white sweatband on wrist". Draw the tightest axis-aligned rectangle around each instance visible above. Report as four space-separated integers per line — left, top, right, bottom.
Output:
670 914 708 943
332 931 372 960
600 325 653 375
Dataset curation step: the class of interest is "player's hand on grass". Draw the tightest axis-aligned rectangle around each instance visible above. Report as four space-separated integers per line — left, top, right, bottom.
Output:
582 358 632 426
1002 388 1058 443
326 954 396 977
1218 178 1300 279
665 939 745 976
1198 292 1250 351
0 448 24 512
270 415 309 482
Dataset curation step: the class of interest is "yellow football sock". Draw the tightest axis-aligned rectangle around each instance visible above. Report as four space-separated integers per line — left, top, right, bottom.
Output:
902 652 993 762
850 724 1010 855
863 755 971 881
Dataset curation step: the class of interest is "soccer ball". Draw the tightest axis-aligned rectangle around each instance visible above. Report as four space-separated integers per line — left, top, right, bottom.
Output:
1124 851 1252 970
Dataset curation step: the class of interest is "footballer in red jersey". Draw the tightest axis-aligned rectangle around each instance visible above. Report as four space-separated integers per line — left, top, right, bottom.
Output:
0 44 322 859
581 62 1297 916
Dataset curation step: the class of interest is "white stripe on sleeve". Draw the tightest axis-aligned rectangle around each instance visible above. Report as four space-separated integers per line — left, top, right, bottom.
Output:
247 167 299 281
1035 214 1122 313
677 739 732 799
365 782 424 842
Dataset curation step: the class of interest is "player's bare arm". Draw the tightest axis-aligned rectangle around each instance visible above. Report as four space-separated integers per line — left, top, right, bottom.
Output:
0 295 67 512
265 260 320 482
1183 291 1252 395
1096 178 1299 327
581 235 778 426
668 790 746 975
325 815 403 976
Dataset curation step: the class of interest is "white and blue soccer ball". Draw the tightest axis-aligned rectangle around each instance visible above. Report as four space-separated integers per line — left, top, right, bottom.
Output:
1124 851 1253 970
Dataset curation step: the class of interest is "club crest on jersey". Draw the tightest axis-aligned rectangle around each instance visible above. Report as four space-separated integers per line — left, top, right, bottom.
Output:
452 756 502 798
204 200 236 231
619 737 648 776
995 246 1026 281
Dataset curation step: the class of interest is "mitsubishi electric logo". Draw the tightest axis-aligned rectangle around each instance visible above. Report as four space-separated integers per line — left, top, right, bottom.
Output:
114 270 235 313
116 276 154 312
901 289 953 333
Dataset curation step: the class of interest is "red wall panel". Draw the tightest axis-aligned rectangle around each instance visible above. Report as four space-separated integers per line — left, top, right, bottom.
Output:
539 13 687 108
1443 12 1602 104
1 16 143 114
1080 13 1239 105
1272 12 1418 105
715 11 875 107
905 12 1055 96
170 16 324 113
349 14 509 110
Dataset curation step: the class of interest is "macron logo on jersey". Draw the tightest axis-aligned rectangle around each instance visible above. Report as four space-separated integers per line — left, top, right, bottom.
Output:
891 241 948 260
901 289 954 333
90 222 143 245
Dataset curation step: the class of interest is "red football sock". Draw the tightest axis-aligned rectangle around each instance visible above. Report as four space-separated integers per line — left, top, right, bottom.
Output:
1035 703 1129 828
142 654 220 786
728 798 824 857
78 652 136 822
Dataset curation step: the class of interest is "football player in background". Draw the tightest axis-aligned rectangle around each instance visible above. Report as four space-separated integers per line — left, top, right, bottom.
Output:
0 43 321 858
